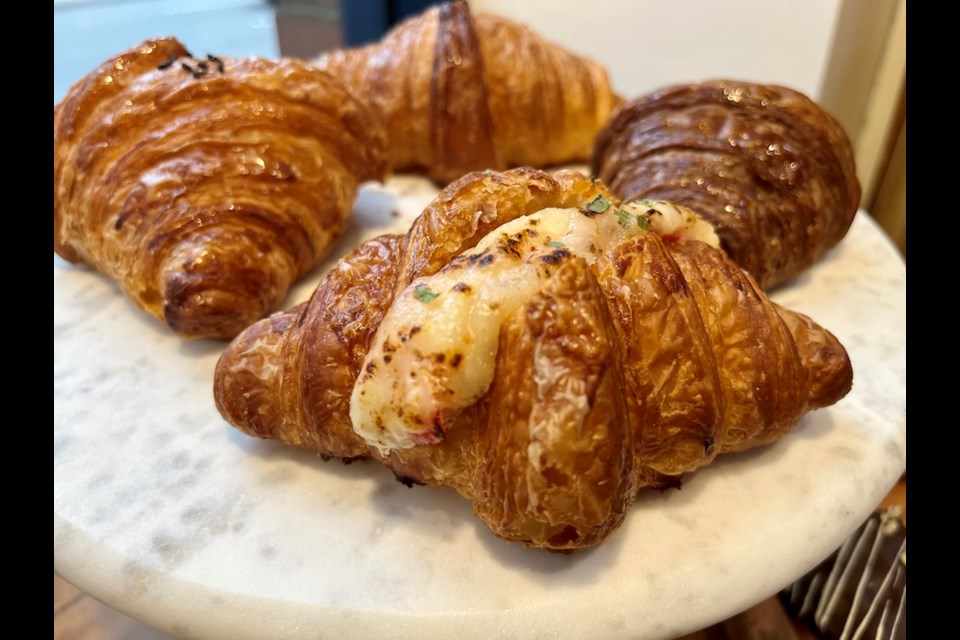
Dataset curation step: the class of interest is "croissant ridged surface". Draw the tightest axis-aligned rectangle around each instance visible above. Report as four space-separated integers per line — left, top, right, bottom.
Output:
592 81 860 289
315 1 619 184
215 169 852 550
54 38 387 338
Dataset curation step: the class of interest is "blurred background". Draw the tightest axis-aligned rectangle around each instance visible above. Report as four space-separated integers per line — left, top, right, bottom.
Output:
53 0 905 253
53 1 905 638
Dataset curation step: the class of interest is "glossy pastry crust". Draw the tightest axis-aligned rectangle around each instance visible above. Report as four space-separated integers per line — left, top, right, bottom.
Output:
315 1 620 184
54 37 387 338
215 168 853 550
592 80 860 289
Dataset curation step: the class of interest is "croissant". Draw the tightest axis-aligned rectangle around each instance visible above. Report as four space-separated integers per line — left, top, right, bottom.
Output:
592 81 861 289
215 168 853 550
315 1 619 184
54 38 387 339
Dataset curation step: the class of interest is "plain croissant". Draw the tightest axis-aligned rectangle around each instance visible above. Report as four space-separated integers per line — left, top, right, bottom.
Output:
54 37 387 338
592 80 861 289
315 1 620 184
215 169 853 550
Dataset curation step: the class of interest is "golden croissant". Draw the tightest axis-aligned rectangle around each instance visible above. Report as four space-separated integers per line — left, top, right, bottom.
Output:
315 1 620 184
592 81 861 289
215 169 852 550
54 37 387 339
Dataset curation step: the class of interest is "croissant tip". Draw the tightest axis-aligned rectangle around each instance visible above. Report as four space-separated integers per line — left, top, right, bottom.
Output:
162 284 259 339
807 346 854 410
213 313 292 432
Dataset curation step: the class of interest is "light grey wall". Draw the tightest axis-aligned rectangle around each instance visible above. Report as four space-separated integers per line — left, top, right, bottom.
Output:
470 0 844 100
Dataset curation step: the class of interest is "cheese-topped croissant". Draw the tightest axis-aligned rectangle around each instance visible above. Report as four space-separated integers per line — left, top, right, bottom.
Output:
54 38 387 338
214 169 853 550
592 81 861 289
315 1 620 184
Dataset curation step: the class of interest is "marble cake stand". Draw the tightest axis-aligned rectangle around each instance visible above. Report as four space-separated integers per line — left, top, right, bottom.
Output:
54 175 906 640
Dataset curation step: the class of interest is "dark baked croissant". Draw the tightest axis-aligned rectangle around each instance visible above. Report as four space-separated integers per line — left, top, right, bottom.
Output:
592 81 860 289
215 168 852 550
315 1 620 184
54 38 387 338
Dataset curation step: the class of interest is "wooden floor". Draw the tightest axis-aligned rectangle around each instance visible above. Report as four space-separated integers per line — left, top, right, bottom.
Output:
52 567 792 640
51 571 804 640
54 572 172 640
54 479 904 639
53 2 905 638
52 3 335 639
53 5 275 640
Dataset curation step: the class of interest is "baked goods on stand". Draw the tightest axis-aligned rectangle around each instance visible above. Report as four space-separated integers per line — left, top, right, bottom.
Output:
214 168 853 550
53 5 905 635
54 37 387 338
316 1 619 184
593 81 860 289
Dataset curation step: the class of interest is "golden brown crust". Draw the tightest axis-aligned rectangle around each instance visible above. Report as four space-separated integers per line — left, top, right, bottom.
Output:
315 1 619 184
54 38 388 338
591 80 860 289
475 257 635 547
214 168 853 550
215 234 403 458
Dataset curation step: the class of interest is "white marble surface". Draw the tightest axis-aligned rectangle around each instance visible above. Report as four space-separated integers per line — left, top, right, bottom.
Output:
54 175 906 640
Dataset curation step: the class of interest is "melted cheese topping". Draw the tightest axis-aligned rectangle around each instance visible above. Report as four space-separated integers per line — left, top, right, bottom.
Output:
349 200 718 453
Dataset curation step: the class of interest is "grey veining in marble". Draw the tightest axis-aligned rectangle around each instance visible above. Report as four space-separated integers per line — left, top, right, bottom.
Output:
54 175 906 640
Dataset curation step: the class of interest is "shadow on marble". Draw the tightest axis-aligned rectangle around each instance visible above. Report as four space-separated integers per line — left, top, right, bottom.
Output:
224 425 622 577
55 251 276 360
675 409 839 485
625 410 839 526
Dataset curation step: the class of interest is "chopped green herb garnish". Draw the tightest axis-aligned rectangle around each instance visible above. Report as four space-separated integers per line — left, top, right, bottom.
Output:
613 208 632 228
636 215 651 230
547 240 566 248
638 198 657 207
483 169 494 174
586 195 612 213
413 284 439 303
